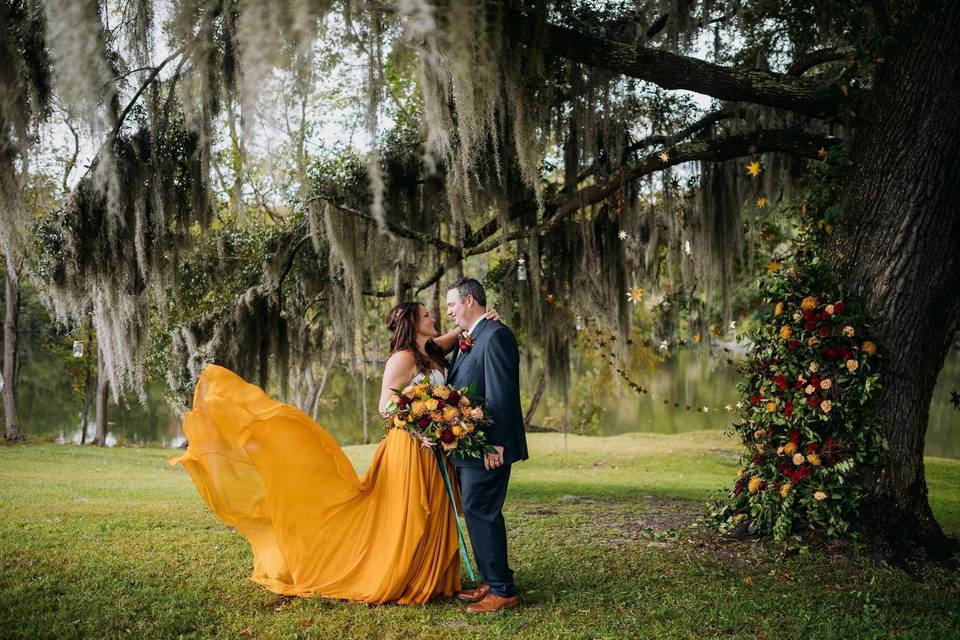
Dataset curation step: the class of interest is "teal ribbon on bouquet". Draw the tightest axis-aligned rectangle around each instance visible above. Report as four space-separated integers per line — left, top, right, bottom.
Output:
433 448 477 583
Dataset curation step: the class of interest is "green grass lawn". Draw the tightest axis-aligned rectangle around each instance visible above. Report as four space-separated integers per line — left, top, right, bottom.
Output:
1 431 958 639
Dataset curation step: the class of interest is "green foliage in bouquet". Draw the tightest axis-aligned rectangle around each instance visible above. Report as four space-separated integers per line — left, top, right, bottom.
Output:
712 152 887 542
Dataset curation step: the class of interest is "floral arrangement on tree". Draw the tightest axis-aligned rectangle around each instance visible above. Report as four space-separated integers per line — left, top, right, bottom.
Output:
382 378 497 459
712 248 886 541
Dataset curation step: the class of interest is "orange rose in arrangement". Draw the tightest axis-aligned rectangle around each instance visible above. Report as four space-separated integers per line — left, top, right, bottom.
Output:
801 296 818 310
779 326 793 340
862 341 877 356
774 302 785 316
748 477 763 493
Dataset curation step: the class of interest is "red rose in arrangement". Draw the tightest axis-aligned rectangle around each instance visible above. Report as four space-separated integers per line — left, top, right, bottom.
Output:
773 374 788 389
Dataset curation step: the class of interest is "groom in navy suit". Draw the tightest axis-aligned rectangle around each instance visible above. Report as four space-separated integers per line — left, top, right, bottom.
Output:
445 277 528 613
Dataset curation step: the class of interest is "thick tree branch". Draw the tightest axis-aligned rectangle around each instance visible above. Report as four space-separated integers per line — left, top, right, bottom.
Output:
466 128 841 257
787 46 857 76
509 10 851 119
574 107 739 187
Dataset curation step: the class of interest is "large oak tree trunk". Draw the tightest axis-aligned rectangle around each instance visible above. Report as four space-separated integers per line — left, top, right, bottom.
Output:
3 263 22 442
828 1 960 558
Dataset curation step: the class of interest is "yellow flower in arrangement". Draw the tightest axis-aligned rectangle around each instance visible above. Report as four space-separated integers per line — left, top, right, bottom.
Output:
413 383 429 397
820 400 833 413
780 483 792 498
452 425 463 437
807 337 820 346
389 394 400 405
410 400 427 417
820 379 832 390
737 468 745 479
432 385 450 400
779 325 793 340
765 401 778 413
402 385 415 397
846 359 859 373
825 304 835 315
805 384 816 395
754 429 765 439
792 453 806 466
801 296 818 310
461 422 475 434
842 325 856 337
757 196 767 208
862 341 877 356
746 161 762 178
430 411 443 422
627 287 644 304
442 406 460 421
471 407 484 421
814 491 828 501
809 362 819 373
425 398 439 412
393 415 406 429
774 301 784 316
748 477 763 493
783 442 798 455
459 395 471 407
807 452 822 466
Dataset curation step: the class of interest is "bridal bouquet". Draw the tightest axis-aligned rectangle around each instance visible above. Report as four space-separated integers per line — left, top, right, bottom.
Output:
383 379 497 459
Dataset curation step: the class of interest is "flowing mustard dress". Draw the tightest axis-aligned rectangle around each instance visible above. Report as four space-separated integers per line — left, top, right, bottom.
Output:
170 364 461 604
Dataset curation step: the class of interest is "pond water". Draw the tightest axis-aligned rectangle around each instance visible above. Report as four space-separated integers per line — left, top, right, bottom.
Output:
5 343 959 459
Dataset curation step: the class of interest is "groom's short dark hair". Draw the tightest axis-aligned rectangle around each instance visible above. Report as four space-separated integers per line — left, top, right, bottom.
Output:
449 277 487 307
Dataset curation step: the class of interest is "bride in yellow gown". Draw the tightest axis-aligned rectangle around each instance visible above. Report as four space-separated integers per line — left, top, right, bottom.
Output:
170 302 498 605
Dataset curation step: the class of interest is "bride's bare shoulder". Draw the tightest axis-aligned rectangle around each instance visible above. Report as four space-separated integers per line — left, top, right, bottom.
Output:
384 349 416 372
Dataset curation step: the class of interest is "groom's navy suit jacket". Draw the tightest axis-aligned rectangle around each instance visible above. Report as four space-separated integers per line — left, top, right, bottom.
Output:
447 318 529 466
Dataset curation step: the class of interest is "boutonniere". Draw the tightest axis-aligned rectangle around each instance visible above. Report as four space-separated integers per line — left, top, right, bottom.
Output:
459 334 474 354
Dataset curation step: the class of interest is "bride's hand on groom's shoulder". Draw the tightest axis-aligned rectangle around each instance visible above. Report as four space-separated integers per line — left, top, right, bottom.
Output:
484 308 501 323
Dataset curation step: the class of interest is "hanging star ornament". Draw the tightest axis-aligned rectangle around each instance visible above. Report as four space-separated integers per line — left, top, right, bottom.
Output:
950 387 960 411
659 150 670 162
618 230 628 240
746 161 762 178
756 196 767 208
818 147 828 159
627 287 644 304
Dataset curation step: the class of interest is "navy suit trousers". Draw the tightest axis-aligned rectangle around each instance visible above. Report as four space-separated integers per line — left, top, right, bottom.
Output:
457 464 516 597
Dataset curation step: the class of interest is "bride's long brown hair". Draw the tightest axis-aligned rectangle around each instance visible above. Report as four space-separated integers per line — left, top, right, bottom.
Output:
387 302 450 375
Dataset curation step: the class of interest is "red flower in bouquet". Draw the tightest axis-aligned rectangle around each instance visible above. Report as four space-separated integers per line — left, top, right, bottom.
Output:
773 375 788 389
784 400 795 419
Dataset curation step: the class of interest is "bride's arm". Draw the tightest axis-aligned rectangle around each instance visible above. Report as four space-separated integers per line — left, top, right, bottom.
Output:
379 351 417 415
432 308 503 354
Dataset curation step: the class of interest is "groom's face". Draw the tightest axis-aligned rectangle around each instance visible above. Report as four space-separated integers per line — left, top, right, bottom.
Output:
445 289 473 331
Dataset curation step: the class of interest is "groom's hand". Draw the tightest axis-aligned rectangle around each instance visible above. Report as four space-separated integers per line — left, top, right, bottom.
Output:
484 445 505 471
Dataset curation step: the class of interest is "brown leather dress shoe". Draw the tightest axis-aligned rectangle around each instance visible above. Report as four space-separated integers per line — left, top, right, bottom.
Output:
465 593 519 613
455 583 490 603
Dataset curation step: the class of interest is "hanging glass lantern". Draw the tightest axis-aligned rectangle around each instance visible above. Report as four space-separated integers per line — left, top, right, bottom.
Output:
517 257 527 281
72 341 84 358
